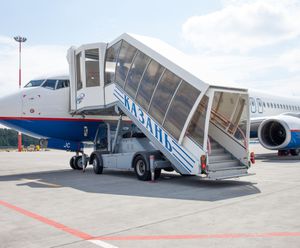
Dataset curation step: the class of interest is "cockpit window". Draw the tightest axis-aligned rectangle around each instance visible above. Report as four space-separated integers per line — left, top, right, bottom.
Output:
24 80 45 88
56 80 70 89
42 79 57 90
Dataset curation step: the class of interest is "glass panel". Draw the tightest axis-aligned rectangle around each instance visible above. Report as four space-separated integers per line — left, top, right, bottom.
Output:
210 92 247 146
163 81 200 140
76 52 83 90
124 51 150 98
187 95 209 146
56 80 70 89
136 60 164 111
24 79 45 88
105 41 121 85
85 49 100 87
115 41 137 88
231 95 248 145
42 79 57 90
211 92 238 130
149 70 181 124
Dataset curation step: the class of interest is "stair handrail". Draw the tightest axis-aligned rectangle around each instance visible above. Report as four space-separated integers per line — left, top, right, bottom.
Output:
210 109 247 147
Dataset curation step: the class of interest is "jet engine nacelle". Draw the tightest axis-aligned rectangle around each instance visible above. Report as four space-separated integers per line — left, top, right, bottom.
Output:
258 114 300 150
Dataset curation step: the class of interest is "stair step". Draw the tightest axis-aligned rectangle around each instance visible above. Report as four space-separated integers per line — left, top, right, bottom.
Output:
207 168 249 180
210 148 226 155
210 142 221 149
208 165 247 172
208 160 240 169
209 154 232 163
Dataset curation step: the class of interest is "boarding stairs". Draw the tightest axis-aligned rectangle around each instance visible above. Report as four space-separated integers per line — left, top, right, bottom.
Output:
207 139 249 179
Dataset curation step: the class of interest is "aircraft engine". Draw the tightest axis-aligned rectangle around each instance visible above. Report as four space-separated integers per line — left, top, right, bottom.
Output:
258 115 300 150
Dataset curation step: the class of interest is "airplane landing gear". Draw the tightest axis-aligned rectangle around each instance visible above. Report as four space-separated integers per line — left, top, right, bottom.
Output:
278 149 299 157
290 149 299 156
278 150 289 156
70 153 88 171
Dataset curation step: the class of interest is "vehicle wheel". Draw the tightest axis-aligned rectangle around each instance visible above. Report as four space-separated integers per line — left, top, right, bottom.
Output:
92 154 103 174
290 149 300 156
74 156 88 170
69 156 76 170
134 155 151 181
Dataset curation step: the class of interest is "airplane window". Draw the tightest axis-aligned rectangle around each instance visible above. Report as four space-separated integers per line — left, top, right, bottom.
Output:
42 79 57 90
277 104 279 108
280 104 282 109
56 80 70 89
270 103 273 108
263 102 266 108
267 102 270 108
274 103 276 108
24 79 45 88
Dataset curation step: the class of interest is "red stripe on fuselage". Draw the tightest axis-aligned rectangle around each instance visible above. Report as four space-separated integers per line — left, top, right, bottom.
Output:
291 129 300 132
0 116 103 122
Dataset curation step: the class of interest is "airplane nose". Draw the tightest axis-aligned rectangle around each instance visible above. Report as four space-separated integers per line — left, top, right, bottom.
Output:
0 90 22 118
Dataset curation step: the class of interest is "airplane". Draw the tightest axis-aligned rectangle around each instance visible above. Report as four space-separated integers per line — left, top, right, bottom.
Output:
1 75 299 173
0 75 123 170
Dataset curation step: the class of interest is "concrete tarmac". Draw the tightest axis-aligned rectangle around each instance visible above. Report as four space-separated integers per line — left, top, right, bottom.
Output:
0 144 299 248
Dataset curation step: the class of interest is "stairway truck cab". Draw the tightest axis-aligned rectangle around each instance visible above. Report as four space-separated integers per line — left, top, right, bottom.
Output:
68 33 252 180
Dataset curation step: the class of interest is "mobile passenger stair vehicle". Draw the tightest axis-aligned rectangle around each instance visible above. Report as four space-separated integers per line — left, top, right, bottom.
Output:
67 33 254 181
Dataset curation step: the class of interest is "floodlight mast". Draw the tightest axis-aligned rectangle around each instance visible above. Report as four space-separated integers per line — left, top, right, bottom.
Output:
14 35 27 152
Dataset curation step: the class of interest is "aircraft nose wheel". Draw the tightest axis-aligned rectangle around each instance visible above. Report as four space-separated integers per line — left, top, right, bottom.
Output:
70 155 88 170
69 156 77 170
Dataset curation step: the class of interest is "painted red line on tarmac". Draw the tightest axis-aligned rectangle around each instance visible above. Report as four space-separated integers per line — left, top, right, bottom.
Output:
0 200 93 240
93 232 300 241
1 200 300 242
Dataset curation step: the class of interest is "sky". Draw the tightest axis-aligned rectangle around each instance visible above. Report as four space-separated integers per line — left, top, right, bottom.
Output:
0 0 300 96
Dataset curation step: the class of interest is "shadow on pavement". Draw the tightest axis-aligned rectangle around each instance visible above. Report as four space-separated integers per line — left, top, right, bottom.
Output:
0 168 260 202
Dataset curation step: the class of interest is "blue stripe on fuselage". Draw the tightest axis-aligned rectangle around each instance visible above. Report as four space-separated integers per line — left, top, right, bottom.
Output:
0 119 103 142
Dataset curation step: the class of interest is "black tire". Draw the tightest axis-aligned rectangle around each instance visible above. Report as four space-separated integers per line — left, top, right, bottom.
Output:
92 153 103 174
74 156 88 170
133 155 151 181
69 156 76 170
290 149 300 156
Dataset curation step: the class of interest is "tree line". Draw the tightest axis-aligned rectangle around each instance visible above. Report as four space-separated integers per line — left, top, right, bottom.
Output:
0 128 39 147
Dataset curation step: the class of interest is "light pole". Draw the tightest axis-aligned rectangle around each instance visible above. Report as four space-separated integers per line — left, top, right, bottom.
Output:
14 36 27 152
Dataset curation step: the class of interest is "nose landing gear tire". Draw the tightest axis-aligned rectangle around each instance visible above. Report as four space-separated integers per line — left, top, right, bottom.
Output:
74 155 88 170
69 156 76 170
